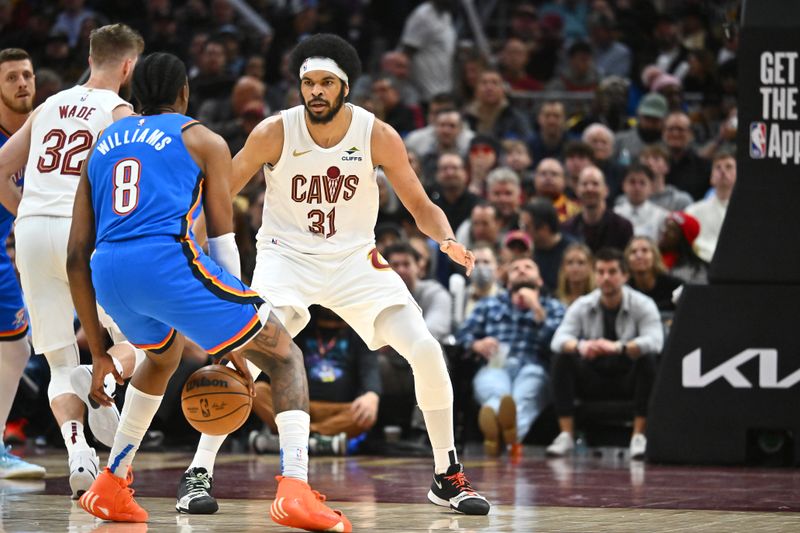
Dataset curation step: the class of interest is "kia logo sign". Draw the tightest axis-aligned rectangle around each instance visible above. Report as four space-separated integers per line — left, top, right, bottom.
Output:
682 349 800 389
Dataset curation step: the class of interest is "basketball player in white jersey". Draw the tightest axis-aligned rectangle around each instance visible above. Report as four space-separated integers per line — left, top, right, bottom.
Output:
0 24 145 497
178 33 490 517
0 48 46 480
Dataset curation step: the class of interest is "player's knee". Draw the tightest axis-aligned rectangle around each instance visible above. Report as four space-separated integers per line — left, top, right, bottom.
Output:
407 337 453 411
44 346 79 402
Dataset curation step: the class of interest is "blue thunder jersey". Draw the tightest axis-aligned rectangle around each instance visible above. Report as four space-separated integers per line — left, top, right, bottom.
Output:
87 114 203 245
0 125 28 340
0 126 24 246
87 113 265 357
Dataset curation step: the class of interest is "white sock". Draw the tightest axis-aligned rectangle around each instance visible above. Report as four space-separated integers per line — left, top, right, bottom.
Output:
0 338 30 431
61 420 89 456
189 434 227 476
275 410 309 482
107 385 162 479
422 407 458 474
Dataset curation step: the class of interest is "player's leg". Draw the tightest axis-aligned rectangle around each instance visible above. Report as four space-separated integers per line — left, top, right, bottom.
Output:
237 311 350 533
183 305 295 485
80 333 184 523
0 335 46 479
373 303 491 515
180 246 314 514
14 217 111 491
69 311 146 449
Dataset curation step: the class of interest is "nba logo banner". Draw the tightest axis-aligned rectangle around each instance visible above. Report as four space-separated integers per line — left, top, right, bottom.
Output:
750 122 767 159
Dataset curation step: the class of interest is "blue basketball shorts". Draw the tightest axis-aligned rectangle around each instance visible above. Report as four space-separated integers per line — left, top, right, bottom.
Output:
0 252 28 342
91 236 266 357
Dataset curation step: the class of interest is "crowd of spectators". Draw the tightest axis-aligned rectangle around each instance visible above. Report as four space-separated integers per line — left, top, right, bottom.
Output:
4 0 742 459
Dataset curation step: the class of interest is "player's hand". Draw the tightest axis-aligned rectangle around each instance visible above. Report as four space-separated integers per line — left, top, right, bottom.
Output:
90 352 122 407
472 337 499 360
440 239 475 276
226 351 256 397
351 391 379 429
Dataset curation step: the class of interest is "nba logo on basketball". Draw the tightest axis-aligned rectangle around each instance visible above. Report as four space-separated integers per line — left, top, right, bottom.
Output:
750 122 767 159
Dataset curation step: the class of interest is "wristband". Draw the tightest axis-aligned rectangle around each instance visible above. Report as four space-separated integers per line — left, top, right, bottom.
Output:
208 233 241 278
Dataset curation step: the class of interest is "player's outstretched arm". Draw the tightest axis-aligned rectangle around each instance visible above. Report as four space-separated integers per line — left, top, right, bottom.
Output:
0 107 39 215
230 115 283 196
66 155 122 406
372 119 475 275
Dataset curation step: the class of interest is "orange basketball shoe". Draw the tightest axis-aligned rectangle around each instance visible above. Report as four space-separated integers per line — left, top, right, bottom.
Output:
270 476 351 532
78 467 148 523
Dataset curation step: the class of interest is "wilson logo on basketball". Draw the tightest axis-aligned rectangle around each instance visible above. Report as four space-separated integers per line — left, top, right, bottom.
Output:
186 377 229 392
291 166 359 204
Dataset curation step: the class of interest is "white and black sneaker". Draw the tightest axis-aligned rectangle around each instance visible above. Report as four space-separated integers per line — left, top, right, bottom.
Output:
69 448 99 499
176 467 218 514
428 463 490 515
70 365 120 448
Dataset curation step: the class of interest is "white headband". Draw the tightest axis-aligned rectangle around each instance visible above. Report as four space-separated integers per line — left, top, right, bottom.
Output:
299 57 349 85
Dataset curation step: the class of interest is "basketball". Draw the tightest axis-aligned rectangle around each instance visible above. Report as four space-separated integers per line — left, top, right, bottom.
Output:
181 364 253 436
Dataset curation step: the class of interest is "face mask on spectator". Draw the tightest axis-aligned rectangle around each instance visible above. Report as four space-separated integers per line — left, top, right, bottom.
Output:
472 264 495 289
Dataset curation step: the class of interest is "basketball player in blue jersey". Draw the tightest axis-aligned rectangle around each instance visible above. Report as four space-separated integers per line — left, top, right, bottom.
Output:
0 48 45 480
178 34 490 516
67 53 350 531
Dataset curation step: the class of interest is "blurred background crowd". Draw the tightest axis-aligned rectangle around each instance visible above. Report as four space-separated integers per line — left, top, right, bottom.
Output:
3 0 742 458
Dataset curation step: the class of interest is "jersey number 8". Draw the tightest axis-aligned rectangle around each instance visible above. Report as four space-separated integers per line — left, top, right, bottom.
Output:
112 158 141 215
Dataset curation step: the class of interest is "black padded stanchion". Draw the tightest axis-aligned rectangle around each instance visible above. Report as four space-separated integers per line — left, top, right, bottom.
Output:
648 0 800 465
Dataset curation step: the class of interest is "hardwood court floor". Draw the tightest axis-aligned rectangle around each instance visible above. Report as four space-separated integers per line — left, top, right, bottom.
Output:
1 448 799 532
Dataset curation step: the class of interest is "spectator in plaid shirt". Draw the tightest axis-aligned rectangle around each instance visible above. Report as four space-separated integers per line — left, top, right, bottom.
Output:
456 257 565 456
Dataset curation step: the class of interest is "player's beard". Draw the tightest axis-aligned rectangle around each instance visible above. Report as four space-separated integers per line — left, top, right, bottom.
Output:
304 84 346 125
0 90 32 114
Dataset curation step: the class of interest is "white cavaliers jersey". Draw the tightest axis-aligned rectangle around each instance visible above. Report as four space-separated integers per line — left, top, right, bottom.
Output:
17 86 130 220
258 104 378 254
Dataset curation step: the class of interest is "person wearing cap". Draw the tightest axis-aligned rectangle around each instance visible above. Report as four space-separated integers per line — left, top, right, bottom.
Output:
658 211 708 284
456 256 565 457
614 93 668 164
548 247 662 459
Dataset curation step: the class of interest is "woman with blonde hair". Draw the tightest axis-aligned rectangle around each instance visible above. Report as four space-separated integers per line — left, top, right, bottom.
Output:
625 236 683 311
556 243 595 307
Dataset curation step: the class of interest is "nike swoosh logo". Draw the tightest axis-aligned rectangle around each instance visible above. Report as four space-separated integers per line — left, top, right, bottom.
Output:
434 478 443 490
293 149 312 157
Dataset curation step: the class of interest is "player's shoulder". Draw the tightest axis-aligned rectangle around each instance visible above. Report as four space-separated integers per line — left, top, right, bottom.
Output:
248 113 285 147
369 116 403 151
181 118 227 150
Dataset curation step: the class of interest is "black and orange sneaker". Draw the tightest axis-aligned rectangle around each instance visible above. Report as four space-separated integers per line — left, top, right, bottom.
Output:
427 464 490 515
270 475 351 532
